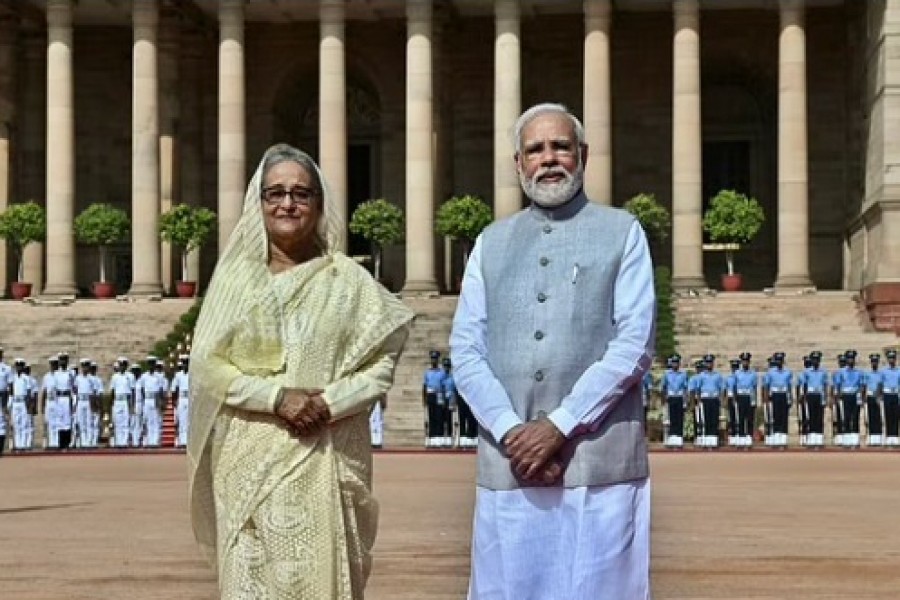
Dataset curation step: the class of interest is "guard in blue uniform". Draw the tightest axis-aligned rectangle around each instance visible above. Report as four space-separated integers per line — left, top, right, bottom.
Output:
698 354 724 449
641 370 654 434
831 353 847 446
423 350 446 448
734 352 758 449
661 354 688 449
688 360 705 447
763 352 792 449
838 350 864 448
725 359 740 447
802 351 829 448
796 356 811 447
864 353 884 446
882 349 900 447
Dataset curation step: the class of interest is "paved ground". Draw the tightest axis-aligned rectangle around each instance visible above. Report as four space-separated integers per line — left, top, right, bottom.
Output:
0 451 898 599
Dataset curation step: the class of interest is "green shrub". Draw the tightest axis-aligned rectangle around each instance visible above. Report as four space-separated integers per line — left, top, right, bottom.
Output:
349 198 404 280
435 194 493 262
624 193 671 244
654 266 678 360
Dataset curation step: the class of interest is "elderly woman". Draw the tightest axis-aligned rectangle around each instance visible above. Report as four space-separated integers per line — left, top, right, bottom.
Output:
188 144 414 599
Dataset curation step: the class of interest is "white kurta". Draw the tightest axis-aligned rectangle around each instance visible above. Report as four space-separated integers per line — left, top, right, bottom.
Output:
450 219 654 600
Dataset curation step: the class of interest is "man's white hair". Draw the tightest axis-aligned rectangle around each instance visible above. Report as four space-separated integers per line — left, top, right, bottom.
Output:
513 102 586 153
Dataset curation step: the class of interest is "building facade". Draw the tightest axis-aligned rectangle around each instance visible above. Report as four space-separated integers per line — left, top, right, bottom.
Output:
0 0 898 325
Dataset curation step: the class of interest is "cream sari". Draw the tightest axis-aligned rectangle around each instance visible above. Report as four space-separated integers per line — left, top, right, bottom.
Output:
188 146 414 599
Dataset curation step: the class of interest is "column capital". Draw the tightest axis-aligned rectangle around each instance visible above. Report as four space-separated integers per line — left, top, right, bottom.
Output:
496 0 519 21
320 0 345 25
673 0 699 16
219 0 244 29
46 0 72 29
584 0 611 24
407 0 431 25
133 0 159 29
780 0 804 26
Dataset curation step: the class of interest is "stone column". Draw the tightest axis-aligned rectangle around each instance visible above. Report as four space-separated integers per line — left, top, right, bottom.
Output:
0 18 14 294
583 0 612 204
401 0 438 294
43 0 77 297
180 35 203 286
129 0 163 296
159 8 180 292
0 123 8 290
217 0 245 254
671 0 706 290
494 0 521 219
319 0 347 251
775 0 812 288
20 35 44 295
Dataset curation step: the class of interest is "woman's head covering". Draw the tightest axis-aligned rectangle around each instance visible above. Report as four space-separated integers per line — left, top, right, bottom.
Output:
187 144 345 565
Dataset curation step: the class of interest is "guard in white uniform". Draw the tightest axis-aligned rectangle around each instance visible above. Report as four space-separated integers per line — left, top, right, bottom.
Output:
88 361 104 446
0 348 12 452
129 364 143 447
10 359 32 451
53 354 74 450
108 360 132 448
73 359 96 449
40 357 59 449
24 364 37 450
0 389 6 455
141 358 163 447
170 356 190 448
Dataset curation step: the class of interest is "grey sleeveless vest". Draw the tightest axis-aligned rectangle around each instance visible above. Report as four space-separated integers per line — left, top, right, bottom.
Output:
477 193 650 490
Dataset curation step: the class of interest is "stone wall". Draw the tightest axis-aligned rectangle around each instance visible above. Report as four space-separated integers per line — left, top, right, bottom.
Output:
2 3 863 295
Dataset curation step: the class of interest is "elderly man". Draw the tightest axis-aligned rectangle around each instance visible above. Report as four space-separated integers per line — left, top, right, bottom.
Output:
450 103 653 599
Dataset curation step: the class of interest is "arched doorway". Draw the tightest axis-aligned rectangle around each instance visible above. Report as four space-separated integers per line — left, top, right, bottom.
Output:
272 71 383 259
701 80 776 289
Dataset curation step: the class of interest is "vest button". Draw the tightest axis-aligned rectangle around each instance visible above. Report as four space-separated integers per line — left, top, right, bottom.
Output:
537 292 547 303
534 370 545 382
543 224 553 234
534 331 544 340
539 256 549 266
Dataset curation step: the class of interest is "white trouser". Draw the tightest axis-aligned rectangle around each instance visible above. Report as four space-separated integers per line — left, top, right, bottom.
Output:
112 398 130 447
370 402 384 447
175 396 189 447
11 399 30 449
54 395 73 445
143 399 161 446
75 396 93 448
130 402 144 446
45 398 59 448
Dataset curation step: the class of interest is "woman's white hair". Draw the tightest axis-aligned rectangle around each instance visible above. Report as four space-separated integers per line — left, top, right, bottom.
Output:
513 103 586 153
260 143 343 253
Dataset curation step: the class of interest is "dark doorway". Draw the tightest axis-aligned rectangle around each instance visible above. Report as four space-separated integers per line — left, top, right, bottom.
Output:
702 140 752 243
348 144 372 259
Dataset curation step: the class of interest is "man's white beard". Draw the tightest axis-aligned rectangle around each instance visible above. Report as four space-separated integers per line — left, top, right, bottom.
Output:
520 163 584 208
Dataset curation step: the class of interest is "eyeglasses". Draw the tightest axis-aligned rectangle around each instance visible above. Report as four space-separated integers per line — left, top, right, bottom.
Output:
261 186 319 207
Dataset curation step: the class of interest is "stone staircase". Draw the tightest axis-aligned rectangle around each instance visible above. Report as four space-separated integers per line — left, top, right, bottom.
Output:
384 296 457 448
0 298 194 377
674 291 899 370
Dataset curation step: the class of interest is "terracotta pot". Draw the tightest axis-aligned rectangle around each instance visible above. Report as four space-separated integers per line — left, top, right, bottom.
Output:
721 273 743 292
176 281 197 298
92 281 116 299
10 281 32 300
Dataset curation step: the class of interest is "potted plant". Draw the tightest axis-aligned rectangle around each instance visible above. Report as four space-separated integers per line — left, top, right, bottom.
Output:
701 189 765 291
73 203 130 298
0 201 46 300
624 193 671 257
435 194 494 266
159 204 216 298
349 198 405 285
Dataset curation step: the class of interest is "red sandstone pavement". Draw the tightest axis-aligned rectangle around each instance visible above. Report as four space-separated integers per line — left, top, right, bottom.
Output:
0 451 898 599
